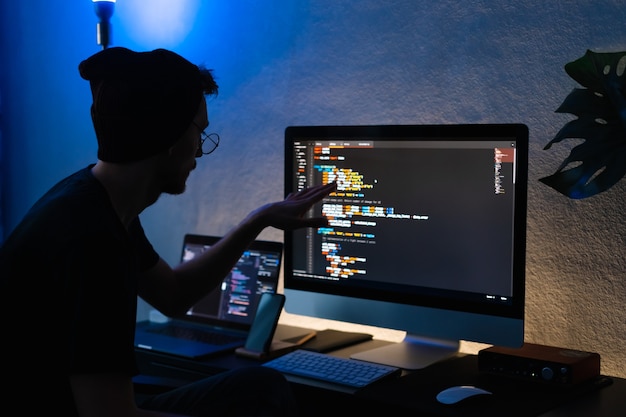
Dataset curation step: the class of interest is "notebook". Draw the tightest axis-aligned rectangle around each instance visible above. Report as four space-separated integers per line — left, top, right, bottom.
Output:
134 234 284 359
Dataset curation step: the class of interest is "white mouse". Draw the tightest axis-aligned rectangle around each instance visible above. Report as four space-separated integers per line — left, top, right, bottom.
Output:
436 385 493 404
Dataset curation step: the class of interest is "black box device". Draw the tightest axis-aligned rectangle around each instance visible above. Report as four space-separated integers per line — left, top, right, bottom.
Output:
478 342 601 385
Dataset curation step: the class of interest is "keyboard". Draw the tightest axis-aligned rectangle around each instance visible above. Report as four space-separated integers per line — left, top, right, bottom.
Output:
262 349 401 388
147 324 244 345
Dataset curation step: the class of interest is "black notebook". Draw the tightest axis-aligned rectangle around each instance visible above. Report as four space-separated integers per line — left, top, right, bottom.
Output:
135 234 284 359
283 329 372 353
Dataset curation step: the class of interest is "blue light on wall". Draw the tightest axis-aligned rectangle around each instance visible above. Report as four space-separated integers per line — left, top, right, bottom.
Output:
116 0 201 50
93 0 116 49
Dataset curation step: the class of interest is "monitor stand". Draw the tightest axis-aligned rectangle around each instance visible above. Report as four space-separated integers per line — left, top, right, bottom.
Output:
350 333 459 370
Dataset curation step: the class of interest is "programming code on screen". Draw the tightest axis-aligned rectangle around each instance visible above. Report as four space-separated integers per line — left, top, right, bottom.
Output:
184 244 280 323
291 139 518 303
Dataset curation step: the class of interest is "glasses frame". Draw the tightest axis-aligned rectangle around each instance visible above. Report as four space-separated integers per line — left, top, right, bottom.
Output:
192 121 220 156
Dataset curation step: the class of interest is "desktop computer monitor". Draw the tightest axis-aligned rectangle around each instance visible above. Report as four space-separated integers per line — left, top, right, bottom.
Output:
283 123 528 370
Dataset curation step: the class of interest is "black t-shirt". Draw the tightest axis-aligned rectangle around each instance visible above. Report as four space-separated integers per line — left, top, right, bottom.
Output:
0 165 159 415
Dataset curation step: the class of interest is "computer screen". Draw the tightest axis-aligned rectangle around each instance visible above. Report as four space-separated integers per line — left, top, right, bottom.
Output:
181 234 283 327
283 124 528 370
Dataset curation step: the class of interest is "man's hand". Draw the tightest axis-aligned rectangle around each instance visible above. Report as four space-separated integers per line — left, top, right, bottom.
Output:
251 182 337 231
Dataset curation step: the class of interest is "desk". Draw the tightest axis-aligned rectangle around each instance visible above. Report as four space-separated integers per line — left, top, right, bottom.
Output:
135 325 626 417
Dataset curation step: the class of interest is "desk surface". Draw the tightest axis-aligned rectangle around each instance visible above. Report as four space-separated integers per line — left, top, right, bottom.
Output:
135 324 626 417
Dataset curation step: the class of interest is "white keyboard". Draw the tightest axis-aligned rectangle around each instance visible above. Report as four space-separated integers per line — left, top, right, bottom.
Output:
262 349 401 388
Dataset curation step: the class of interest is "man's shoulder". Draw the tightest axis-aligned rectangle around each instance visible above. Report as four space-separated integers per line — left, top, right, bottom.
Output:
1 165 121 259
32 166 108 216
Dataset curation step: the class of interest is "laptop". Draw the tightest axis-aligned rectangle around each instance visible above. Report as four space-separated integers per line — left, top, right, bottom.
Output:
134 234 284 359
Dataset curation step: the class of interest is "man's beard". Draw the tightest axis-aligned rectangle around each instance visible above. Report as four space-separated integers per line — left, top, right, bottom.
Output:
159 166 192 196
162 174 188 195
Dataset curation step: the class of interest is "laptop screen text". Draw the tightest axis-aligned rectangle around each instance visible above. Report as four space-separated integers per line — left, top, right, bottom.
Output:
182 240 281 326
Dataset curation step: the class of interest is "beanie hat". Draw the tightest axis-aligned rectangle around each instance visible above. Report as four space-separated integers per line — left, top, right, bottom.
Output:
79 47 203 163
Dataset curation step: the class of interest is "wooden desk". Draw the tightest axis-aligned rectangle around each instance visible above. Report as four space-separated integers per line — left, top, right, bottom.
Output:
135 325 626 417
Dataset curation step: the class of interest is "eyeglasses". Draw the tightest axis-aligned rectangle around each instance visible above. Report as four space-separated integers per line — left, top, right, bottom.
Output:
192 121 220 156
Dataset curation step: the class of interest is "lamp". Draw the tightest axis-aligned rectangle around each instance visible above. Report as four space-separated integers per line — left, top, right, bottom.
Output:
93 0 116 49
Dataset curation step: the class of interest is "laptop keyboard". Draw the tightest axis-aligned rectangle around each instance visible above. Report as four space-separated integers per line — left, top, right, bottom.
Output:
262 349 401 388
148 324 243 345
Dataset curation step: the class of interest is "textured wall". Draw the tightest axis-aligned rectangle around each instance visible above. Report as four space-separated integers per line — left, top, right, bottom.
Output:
1 1 625 377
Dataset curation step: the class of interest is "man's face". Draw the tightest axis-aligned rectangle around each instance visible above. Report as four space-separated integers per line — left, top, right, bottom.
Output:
158 98 208 195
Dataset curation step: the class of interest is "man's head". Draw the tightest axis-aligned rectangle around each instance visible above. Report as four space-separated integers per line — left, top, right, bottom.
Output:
79 47 218 164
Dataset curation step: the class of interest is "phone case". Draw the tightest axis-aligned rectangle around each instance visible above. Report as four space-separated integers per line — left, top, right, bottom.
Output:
236 293 289 360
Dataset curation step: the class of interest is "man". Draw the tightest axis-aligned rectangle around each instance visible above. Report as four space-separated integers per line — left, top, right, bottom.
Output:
0 47 335 416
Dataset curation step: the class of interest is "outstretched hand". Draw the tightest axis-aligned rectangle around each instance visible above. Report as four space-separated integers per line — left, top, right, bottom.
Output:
252 182 337 231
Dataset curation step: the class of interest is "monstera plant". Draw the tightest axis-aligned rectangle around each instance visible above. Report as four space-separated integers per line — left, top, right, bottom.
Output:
540 50 626 199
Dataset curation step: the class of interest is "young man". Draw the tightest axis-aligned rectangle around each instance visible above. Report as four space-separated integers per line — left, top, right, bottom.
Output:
0 47 335 416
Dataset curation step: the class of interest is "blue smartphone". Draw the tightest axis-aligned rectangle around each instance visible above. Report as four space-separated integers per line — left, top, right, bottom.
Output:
244 292 285 353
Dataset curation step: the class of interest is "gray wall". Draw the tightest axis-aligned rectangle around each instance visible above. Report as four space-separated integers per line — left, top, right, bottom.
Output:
1 1 625 378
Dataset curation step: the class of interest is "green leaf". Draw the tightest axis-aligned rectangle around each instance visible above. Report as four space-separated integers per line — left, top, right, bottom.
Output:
540 50 626 198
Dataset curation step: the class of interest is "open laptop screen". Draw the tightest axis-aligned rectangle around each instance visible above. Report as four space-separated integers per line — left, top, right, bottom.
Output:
181 234 283 328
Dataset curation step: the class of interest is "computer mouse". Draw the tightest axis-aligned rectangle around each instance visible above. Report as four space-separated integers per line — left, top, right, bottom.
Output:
435 385 493 404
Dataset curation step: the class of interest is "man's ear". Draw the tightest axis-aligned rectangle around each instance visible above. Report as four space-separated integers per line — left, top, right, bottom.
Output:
165 140 179 157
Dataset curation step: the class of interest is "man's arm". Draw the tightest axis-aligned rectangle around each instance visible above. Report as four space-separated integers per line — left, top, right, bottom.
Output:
70 373 186 417
137 182 336 317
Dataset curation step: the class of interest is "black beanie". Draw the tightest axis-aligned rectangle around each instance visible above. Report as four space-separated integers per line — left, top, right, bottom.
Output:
79 47 203 163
